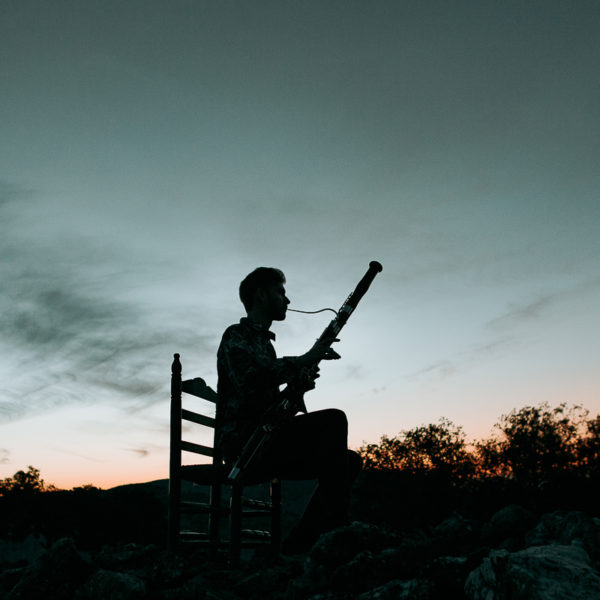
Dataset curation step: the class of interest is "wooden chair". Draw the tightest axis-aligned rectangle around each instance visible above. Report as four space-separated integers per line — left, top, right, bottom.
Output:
167 353 281 564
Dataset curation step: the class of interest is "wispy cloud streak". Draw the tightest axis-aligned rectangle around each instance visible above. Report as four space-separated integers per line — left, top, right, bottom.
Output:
0 181 216 423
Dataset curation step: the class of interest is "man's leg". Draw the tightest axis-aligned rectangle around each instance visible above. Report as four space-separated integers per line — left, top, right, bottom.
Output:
258 409 362 551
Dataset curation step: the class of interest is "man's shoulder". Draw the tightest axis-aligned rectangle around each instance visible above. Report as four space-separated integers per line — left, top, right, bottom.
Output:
219 320 252 346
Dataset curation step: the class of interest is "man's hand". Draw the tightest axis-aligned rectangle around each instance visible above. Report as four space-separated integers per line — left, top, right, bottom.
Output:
297 365 320 391
299 335 341 366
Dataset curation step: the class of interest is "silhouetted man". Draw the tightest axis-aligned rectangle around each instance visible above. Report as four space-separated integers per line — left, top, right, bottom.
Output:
216 267 362 553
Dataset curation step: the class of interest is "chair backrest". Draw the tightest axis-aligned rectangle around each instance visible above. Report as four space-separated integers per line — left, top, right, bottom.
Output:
168 353 220 550
170 353 220 467
168 353 282 560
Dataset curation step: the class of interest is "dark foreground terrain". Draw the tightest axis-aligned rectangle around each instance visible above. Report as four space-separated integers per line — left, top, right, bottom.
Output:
2 471 600 599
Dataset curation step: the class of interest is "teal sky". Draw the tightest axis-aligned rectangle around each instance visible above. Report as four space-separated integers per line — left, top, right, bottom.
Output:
1 0 599 488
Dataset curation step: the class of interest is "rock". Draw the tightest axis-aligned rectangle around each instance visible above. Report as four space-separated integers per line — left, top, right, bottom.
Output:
305 593 355 600
308 522 400 570
465 544 600 600
432 513 475 542
159 574 211 600
0 567 29 597
76 569 146 600
147 550 188 588
419 555 470 598
0 534 48 567
330 540 438 594
234 559 303 598
159 572 241 600
295 522 400 597
97 543 160 571
481 504 534 546
6 537 92 600
357 578 435 600
526 510 600 563
330 550 379 593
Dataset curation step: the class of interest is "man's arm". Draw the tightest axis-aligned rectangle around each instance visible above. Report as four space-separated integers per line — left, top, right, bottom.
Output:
219 329 302 399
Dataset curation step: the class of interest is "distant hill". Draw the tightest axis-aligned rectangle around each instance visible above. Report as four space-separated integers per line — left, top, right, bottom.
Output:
108 477 317 539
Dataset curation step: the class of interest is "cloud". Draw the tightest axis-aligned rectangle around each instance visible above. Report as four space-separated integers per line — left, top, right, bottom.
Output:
486 296 555 330
0 448 9 465
408 360 457 382
0 181 217 422
344 364 365 380
486 277 600 334
127 448 150 458
50 446 107 463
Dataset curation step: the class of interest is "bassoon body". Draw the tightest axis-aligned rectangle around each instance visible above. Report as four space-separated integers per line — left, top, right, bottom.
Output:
228 260 383 483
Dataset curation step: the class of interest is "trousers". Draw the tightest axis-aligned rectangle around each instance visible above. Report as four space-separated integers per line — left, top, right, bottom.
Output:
248 408 362 536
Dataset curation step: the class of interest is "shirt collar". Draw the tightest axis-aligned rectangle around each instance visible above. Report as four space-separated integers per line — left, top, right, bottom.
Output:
240 317 276 341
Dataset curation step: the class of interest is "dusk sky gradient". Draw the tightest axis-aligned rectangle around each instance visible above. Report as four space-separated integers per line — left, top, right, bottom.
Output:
1 0 599 489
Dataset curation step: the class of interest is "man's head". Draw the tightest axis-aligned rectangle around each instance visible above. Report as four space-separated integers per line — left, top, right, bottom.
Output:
239 267 289 321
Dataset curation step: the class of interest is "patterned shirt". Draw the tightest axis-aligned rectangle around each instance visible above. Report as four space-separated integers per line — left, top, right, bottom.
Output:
216 317 304 460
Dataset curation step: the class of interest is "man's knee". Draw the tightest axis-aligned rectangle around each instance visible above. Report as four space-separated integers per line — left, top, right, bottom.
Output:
319 408 348 434
346 449 363 479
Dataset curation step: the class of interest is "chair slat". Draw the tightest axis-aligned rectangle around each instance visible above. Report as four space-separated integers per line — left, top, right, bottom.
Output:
242 497 272 510
181 531 210 540
241 529 272 540
242 510 274 517
181 378 218 403
181 501 229 516
181 409 215 428
181 440 214 457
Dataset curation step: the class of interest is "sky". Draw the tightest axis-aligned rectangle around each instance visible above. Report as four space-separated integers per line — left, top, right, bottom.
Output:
1 0 599 489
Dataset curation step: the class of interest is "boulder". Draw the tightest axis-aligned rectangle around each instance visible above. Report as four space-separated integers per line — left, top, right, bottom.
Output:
419 555 470 598
330 539 443 594
234 558 303 598
481 504 534 547
526 510 600 563
465 544 600 600
357 578 435 600
432 513 475 542
159 572 242 600
0 534 48 568
75 569 146 600
296 522 401 596
6 537 92 600
308 522 401 570
0 567 29 598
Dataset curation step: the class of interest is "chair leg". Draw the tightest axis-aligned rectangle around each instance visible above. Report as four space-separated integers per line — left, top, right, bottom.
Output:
208 482 222 560
271 478 282 556
229 483 242 566
167 472 181 552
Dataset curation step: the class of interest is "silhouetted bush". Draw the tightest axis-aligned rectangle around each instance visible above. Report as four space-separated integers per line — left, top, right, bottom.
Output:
0 465 57 496
359 404 600 478
576 414 600 478
358 417 475 479
475 403 587 483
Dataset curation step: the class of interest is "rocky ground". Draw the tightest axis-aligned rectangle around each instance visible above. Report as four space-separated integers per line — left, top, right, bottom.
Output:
3 507 600 599
2 472 600 599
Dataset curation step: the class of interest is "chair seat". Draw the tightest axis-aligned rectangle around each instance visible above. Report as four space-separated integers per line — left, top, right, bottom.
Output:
181 463 279 486
181 463 228 485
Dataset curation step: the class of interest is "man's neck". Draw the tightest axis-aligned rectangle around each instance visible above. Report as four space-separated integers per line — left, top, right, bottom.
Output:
246 309 272 329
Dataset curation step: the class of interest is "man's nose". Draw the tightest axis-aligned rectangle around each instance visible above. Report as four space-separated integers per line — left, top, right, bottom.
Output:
285 296 290 304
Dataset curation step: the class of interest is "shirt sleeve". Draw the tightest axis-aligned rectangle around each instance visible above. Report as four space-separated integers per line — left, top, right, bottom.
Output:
220 328 302 399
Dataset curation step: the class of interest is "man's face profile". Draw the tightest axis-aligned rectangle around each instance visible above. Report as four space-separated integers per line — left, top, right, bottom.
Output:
260 282 289 321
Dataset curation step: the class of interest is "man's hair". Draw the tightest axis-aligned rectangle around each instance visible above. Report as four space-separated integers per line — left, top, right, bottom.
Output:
239 267 286 311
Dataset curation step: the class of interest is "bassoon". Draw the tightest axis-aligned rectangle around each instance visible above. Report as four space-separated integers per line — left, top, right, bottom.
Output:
228 260 383 483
